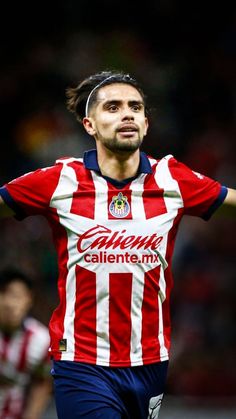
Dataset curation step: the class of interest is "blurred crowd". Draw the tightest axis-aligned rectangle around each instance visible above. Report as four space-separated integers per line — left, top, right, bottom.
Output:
0 0 236 403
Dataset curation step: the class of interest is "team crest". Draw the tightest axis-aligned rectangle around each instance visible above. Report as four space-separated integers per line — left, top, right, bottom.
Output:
109 192 130 218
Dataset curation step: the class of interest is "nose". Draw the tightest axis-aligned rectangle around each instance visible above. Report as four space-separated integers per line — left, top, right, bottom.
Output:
121 106 134 120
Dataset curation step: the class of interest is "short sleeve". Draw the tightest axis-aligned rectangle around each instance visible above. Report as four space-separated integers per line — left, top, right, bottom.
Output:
0 163 62 219
168 157 227 220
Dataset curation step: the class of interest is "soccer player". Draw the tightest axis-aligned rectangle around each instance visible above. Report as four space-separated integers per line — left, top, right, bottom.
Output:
0 70 236 418
0 268 52 419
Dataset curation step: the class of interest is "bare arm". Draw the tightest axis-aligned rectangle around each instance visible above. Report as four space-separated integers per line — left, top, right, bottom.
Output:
216 188 236 216
0 196 14 218
223 188 236 206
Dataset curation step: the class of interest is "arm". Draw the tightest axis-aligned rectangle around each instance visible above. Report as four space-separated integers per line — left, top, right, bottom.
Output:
0 164 62 219
22 376 53 419
216 188 236 216
223 188 236 206
0 195 14 217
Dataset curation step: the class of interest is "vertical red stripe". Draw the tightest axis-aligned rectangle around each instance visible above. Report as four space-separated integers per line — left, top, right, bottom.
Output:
47 209 69 360
141 266 161 361
2 394 13 417
162 210 183 352
17 329 33 371
74 265 97 362
109 273 132 365
1 335 9 361
0 332 27 417
69 163 95 219
143 171 167 219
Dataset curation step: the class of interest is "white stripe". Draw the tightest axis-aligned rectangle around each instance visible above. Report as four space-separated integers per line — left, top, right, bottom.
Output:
153 156 183 356
91 171 109 221
60 262 77 361
148 157 159 167
50 163 79 360
130 270 145 365
158 293 168 359
154 156 183 299
50 162 78 210
154 156 183 212
8 332 24 366
24 319 49 368
56 157 83 164
96 271 110 364
130 174 147 219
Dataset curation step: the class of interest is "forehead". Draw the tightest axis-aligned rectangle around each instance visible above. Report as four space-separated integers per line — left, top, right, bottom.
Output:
96 83 143 103
1 280 30 295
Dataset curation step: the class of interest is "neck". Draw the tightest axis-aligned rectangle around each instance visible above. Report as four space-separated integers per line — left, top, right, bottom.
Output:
97 147 140 181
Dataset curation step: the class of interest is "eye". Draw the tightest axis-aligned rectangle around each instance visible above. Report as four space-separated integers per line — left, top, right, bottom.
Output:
108 104 119 112
131 104 143 112
109 105 118 112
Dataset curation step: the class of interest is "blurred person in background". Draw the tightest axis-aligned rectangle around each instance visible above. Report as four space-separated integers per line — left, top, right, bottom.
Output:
0 269 52 419
0 69 236 418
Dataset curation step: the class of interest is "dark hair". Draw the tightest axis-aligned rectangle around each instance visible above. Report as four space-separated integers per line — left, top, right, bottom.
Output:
66 69 148 123
0 268 34 292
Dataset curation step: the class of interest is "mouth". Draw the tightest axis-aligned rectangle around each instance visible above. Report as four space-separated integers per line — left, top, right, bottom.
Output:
117 125 138 136
118 124 138 131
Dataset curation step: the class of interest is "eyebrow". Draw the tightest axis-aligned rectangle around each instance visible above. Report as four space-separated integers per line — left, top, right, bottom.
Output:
102 100 144 108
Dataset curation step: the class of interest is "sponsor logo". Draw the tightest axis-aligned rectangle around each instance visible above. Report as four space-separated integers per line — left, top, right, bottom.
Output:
77 225 166 267
77 225 163 253
109 192 130 218
83 251 160 264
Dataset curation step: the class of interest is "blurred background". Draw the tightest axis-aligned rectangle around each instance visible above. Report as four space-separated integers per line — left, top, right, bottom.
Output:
0 1 236 417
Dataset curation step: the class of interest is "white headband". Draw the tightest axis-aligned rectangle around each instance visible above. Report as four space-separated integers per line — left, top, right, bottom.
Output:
84 75 115 118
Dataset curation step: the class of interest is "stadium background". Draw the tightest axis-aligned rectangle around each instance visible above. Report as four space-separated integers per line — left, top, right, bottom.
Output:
0 1 236 417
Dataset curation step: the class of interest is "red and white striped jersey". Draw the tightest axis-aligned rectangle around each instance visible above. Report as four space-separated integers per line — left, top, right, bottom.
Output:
0 317 50 419
0 150 227 367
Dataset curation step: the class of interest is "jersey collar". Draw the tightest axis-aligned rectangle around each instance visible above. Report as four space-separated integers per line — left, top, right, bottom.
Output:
83 149 152 174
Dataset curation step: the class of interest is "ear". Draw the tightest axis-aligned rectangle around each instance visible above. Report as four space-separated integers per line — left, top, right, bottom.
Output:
82 117 96 136
144 117 149 136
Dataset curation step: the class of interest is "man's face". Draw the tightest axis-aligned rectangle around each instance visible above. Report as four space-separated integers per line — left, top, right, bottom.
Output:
0 280 32 330
84 83 149 153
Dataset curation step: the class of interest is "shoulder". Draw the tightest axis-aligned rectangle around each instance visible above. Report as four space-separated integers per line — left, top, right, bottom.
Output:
23 318 50 368
55 156 84 167
6 157 84 192
147 154 197 174
146 154 180 174
24 317 49 341
146 154 175 166
10 156 83 181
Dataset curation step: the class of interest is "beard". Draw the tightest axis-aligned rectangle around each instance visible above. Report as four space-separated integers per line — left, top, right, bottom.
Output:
100 134 144 153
